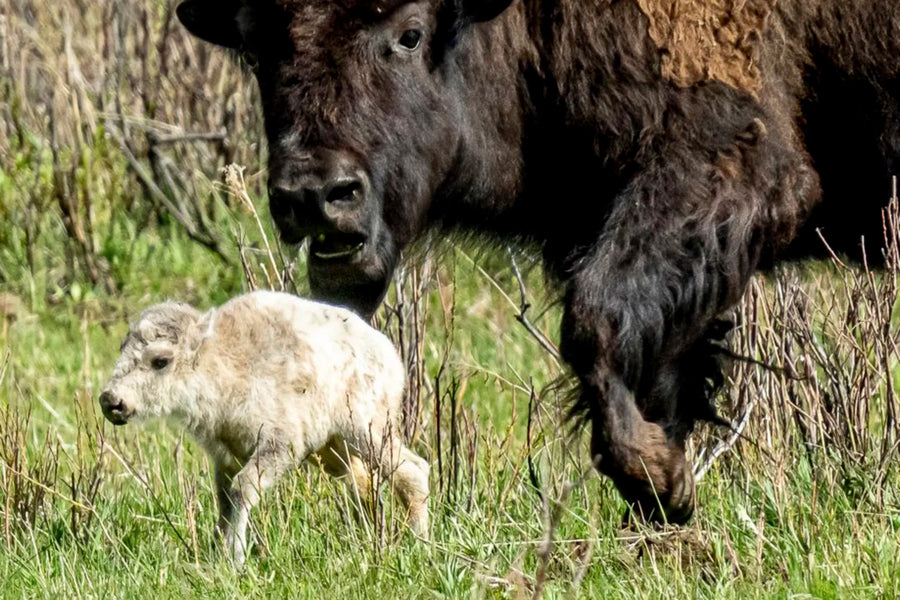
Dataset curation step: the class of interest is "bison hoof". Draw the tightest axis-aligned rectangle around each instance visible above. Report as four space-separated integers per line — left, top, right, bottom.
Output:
599 421 697 525
622 495 694 526
621 459 696 525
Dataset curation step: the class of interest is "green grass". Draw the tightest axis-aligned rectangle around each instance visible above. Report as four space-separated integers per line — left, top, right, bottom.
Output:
2 224 899 599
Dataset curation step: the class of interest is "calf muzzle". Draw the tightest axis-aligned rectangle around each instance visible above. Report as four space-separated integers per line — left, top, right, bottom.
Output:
99 390 132 425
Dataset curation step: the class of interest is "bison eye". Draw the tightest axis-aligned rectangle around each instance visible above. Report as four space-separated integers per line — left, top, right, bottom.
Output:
151 357 171 371
241 50 259 72
398 29 422 51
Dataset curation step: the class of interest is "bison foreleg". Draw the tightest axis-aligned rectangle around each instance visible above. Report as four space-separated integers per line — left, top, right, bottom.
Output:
574 365 696 524
560 176 757 522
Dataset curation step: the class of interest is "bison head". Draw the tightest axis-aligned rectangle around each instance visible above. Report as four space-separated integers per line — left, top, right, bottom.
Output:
177 0 515 316
99 302 207 425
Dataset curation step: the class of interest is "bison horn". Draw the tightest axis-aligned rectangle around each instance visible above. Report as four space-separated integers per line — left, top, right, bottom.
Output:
176 0 244 49
458 0 516 23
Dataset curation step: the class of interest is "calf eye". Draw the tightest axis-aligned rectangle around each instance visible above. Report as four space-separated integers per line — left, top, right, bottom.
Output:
151 357 171 370
398 29 422 50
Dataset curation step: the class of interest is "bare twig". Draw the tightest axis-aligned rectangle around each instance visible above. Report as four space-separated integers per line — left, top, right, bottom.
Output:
532 462 597 600
509 248 562 363
148 129 227 146
99 436 194 557
693 394 757 482
107 123 230 263
526 384 543 503
224 164 288 291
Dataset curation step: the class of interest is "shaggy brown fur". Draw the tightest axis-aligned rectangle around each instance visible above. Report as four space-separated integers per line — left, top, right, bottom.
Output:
635 0 777 94
175 0 900 523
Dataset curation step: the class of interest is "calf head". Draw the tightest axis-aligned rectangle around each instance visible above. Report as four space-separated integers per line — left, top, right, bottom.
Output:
100 303 205 425
177 0 514 316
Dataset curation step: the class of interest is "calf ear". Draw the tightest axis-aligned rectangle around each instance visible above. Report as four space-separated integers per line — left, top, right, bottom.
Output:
458 0 515 23
176 0 243 49
186 309 216 356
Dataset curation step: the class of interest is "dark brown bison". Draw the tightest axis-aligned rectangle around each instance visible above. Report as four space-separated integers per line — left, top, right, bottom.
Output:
174 0 900 523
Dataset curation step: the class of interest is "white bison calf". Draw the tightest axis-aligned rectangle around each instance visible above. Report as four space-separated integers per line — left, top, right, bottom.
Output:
99 291 429 566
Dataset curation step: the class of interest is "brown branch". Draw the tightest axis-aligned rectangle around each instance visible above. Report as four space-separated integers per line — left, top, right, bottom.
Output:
508 249 562 362
147 130 227 146
108 122 230 263
532 461 598 600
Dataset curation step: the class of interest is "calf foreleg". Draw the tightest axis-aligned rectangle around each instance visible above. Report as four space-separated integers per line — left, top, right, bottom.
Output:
216 443 295 567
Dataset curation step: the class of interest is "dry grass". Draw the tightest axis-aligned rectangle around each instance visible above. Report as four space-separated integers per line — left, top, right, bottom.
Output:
1 0 264 286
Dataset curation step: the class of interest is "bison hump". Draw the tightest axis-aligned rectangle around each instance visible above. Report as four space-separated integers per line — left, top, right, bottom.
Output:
634 0 777 95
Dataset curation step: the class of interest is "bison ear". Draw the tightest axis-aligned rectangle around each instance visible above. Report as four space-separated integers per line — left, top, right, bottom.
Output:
176 0 243 49
458 0 515 23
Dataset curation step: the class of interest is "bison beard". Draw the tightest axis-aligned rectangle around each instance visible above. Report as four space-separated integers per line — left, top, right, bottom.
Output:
176 0 900 523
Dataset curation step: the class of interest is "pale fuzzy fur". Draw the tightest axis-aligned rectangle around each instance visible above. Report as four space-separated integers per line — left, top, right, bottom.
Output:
101 291 429 566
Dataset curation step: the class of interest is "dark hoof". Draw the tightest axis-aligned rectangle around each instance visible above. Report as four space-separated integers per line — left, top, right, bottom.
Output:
593 414 697 525
622 496 694 526
621 461 696 525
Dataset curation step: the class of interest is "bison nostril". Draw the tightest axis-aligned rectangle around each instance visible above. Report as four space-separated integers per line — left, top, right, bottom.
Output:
325 180 363 204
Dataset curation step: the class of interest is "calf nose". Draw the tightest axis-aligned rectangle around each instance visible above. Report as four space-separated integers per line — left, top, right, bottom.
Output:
99 390 132 425
99 390 122 412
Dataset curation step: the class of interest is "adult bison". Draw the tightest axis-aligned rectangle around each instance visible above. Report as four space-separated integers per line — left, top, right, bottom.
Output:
174 0 900 522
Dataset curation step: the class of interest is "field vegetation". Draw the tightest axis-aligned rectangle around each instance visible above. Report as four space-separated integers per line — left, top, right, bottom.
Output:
1 1 899 598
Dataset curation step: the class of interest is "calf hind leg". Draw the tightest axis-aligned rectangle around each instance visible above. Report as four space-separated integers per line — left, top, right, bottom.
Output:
358 433 430 538
389 444 430 539
316 438 377 522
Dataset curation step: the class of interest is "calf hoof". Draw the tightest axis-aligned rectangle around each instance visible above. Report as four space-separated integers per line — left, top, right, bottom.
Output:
408 502 430 540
